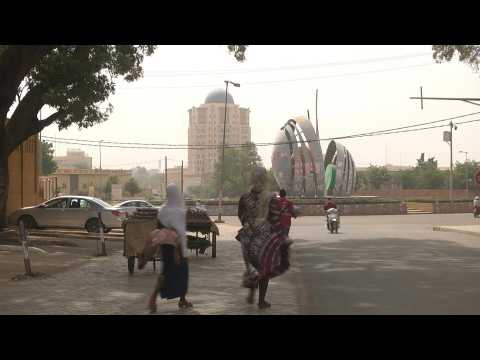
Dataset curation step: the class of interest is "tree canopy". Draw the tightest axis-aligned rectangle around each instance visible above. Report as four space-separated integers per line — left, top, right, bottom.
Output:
40 140 58 176
433 45 480 71
0 44 248 228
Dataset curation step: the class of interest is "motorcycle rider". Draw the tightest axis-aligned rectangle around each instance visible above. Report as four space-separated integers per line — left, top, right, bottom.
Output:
474 196 480 218
324 197 339 231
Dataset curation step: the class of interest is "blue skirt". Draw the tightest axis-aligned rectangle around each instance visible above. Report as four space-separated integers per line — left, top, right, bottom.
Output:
159 245 189 300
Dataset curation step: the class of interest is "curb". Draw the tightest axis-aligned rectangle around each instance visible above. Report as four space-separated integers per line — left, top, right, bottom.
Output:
433 226 480 238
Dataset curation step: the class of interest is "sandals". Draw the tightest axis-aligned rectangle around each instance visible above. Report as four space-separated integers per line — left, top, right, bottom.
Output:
258 301 271 309
178 299 193 309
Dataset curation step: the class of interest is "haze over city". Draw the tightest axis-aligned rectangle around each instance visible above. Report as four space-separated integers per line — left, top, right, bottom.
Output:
41 45 480 171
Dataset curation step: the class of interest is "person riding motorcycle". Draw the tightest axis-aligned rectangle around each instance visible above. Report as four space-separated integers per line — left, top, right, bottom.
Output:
324 197 339 231
474 196 480 218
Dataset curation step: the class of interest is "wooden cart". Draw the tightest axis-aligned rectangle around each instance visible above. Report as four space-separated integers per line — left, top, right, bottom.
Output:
123 207 219 274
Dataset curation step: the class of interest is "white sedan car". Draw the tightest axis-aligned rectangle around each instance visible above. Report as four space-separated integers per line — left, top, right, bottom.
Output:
8 196 127 233
114 200 157 217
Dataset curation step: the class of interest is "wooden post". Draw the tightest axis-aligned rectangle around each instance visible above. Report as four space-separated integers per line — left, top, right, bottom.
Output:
18 220 33 276
98 212 107 256
181 160 184 195
212 232 216 258
164 156 168 199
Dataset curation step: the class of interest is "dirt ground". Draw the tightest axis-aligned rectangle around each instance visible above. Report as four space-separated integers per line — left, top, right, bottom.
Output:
0 244 94 286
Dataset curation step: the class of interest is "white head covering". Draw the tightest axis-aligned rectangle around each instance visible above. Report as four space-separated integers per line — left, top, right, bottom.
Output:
157 184 188 257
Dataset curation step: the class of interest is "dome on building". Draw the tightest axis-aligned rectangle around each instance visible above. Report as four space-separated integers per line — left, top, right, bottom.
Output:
205 88 234 104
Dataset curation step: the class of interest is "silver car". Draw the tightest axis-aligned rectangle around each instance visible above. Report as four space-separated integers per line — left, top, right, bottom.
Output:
8 196 127 233
113 200 156 217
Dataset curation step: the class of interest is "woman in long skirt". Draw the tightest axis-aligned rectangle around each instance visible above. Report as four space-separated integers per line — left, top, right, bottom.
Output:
236 167 291 309
140 184 193 313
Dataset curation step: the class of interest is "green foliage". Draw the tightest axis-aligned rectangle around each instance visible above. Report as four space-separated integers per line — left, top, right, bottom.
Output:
227 45 248 62
364 165 391 190
124 177 141 197
104 176 120 199
188 143 265 199
41 140 57 175
433 45 480 71
453 160 479 189
213 143 263 198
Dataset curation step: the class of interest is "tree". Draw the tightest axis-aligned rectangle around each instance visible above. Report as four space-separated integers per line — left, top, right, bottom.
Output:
104 176 120 200
433 45 480 71
213 143 263 198
40 140 57 175
124 178 141 197
364 165 391 190
453 160 479 190
0 45 247 228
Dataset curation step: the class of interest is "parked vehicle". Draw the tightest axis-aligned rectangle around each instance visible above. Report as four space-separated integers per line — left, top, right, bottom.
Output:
114 200 156 217
8 196 127 233
326 207 339 234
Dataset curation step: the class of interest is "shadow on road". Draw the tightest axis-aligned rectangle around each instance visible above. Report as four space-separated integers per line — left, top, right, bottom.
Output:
294 238 480 314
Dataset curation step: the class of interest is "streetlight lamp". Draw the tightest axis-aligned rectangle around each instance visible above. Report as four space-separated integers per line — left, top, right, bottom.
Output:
216 80 240 223
459 150 469 196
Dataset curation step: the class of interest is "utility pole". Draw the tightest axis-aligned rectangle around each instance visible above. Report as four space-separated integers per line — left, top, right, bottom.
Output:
315 89 319 137
216 80 240 223
99 140 103 199
449 122 453 202
164 156 168 199
181 160 184 195
459 150 469 196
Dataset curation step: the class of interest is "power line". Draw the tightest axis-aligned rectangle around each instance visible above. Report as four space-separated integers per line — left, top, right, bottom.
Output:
118 63 435 90
41 111 480 148
42 118 480 151
142 53 432 77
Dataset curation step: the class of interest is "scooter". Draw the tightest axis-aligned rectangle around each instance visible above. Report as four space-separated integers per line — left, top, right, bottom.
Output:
326 208 339 234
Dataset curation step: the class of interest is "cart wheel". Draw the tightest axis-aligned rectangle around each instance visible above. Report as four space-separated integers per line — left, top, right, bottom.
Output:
128 256 135 275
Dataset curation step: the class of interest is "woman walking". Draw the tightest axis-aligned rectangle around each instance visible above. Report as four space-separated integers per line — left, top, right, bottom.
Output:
236 167 292 309
140 184 193 313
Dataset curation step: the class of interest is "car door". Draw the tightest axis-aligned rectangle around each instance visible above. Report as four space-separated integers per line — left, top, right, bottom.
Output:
64 198 91 229
38 198 69 227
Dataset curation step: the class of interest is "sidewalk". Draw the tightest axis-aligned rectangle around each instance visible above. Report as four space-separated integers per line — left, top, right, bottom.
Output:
0 239 301 315
433 225 480 238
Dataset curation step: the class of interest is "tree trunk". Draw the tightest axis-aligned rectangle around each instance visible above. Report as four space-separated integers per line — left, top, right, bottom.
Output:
0 125 9 230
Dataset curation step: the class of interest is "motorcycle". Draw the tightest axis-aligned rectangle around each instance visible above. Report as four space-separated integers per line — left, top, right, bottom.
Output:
326 208 339 234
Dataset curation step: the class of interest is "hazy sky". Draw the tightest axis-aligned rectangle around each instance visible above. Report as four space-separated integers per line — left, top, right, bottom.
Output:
41 45 480 171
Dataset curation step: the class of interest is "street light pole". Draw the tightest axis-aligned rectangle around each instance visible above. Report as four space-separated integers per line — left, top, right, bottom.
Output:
459 150 468 196
99 140 103 199
216 80 240 223
449 122 453 202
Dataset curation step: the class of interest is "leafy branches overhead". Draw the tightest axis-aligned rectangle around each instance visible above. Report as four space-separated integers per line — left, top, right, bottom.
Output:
433 45 480 71
227 45 248 62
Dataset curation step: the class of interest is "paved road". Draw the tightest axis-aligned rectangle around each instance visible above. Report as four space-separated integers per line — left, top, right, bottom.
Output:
290 213 480 314
1 213 480 314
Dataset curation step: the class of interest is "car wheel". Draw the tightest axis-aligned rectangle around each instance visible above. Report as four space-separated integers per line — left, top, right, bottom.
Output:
19 215 37 229
85 218 102 233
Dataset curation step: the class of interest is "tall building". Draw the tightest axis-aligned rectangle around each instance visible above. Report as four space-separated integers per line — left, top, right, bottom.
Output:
188 89 251 180
54 149 92 170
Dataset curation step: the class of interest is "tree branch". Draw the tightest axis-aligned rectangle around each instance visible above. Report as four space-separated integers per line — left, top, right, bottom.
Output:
0 46 54 118
5 85 51 154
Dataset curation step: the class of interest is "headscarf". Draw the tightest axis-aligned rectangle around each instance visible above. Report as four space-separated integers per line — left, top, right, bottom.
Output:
250 167 268 193
157 184 188 257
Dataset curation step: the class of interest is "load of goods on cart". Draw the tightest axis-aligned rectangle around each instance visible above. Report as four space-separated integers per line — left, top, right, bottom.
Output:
123 205 219 274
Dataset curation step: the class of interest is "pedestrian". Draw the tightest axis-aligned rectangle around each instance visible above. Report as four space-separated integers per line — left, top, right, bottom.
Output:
142 184 192 313
236 167 291 309
278 189 294 237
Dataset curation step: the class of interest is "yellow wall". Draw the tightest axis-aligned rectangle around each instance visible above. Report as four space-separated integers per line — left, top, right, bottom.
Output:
7 136 40 216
